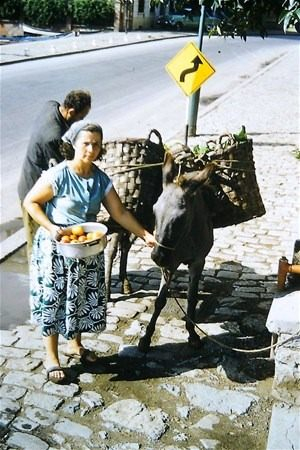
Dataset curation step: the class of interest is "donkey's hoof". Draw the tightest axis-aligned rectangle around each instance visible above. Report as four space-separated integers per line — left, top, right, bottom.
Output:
188 336 202 349
138 337 150 353
122 280 132 295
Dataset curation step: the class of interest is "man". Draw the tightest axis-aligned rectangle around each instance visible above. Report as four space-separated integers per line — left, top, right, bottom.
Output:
18 89 91 258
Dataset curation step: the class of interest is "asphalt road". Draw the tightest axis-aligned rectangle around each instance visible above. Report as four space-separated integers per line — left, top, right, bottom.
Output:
0 34 296 225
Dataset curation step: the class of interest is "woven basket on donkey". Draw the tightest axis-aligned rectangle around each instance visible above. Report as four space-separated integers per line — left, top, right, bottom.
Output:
170 134 266 228
97 129 165 233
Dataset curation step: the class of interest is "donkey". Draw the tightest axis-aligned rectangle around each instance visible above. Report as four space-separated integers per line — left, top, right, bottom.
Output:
99 130 165 301
138 151 215 352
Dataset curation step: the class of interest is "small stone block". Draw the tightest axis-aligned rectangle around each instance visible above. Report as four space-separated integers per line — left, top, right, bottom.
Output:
266 291 300 335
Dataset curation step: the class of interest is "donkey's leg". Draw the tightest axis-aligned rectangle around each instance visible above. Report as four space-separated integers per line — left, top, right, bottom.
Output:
138 270 171 353
119 232 134 295
105 233 120 302
186 261 205 348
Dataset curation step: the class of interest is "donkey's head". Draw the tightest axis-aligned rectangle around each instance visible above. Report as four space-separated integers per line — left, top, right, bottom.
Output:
151 152 215 269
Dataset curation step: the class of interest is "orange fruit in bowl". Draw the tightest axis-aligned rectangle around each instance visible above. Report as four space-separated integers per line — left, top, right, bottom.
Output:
62 228 72 236
78 235 87 242
71 225 85 236
93 231 104 239
61 235 71 243
85 231 103 241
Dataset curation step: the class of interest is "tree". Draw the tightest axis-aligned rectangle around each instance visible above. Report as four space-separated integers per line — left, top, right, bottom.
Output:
23 0 69 28
0 0 114 29
278 0 300 32
155 0 300 39
0 0 23 20
1 0 299 36
72 0 114 27
203 0 300 39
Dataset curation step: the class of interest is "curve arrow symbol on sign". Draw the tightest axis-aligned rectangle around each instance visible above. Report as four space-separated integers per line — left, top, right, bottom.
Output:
179 56 202 83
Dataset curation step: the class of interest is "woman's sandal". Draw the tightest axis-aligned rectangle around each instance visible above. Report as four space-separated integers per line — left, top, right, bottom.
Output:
64 348 98 366
45 365 67 384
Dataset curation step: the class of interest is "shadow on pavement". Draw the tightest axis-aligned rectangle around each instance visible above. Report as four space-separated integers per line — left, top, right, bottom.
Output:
1 244 277 386
64 258 277 385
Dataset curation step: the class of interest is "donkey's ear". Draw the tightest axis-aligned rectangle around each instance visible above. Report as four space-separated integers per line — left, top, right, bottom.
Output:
163 152 178 185
181 163 216 191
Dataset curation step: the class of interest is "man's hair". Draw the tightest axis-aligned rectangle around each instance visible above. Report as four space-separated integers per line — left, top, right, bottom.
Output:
63 90 91 113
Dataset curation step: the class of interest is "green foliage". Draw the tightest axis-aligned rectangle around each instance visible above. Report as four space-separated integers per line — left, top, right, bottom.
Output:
0 0 23 20
1 0 114 29
72 0 114 27
278 0 300 32
233 125 247 142
23 0 68 28
293 149 300 160
192 145 210 157
1 0 299 36
192 126 248 158
153 0 300 39
209 0 299 39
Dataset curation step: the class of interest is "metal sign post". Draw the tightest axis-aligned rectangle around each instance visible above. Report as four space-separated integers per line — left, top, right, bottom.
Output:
187 4 206 139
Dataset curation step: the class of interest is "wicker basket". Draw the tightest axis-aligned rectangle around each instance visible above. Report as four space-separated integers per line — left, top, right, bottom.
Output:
97 129 165 232
169 135 266 228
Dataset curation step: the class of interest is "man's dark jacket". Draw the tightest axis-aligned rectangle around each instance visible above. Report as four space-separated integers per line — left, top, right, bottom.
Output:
18 100 68 203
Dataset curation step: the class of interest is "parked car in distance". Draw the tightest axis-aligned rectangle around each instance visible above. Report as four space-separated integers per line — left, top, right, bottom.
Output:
155 8 225 32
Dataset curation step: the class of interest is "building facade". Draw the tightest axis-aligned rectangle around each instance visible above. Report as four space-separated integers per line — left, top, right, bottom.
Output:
114 0 163 31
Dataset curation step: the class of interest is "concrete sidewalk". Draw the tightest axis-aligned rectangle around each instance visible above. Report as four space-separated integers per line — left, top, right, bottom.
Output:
0 30 189 64
0 33 299 450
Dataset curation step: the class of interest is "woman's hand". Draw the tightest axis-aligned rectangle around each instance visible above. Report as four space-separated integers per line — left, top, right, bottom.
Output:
143 231 157 248
103 188 158 247
49 225 64 241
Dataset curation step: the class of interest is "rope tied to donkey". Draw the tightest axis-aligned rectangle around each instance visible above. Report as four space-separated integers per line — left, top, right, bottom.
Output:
109 162 164 176
107 160 257 177
172 293 300 354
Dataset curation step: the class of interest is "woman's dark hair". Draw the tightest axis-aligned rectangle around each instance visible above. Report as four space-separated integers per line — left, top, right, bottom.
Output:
59 142 75 160
77 123 103 140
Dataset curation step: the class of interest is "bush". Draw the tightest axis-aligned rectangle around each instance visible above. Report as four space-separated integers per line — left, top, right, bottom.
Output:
23 0 69 28
73 0 114 27
0 0 23 20
1 0 114 30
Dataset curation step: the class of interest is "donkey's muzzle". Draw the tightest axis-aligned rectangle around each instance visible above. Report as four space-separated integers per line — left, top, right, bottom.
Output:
151 246 172 268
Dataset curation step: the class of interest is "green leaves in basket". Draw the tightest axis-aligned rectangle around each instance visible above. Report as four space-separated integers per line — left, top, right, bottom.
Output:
192 145 209 157
233 125 248 142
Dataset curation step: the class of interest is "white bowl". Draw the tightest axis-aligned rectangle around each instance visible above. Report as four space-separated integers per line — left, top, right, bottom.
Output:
56 222 108 258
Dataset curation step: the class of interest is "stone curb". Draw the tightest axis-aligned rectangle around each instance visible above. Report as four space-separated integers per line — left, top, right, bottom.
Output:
0 32 192 66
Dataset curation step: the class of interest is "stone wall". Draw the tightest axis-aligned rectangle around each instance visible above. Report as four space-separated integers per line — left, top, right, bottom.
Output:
0 20 23 37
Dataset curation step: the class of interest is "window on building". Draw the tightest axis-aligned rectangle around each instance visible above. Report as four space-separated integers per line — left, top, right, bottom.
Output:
138 0 145 13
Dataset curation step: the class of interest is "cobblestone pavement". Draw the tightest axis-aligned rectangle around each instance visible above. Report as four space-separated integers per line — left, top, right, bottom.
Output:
0 39 299 449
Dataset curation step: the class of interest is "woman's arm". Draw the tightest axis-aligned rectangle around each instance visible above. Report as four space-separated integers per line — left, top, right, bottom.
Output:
23 177 61 238
102 187 156 247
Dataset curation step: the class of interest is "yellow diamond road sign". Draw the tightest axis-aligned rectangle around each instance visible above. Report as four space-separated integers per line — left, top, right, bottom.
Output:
166 41 216 96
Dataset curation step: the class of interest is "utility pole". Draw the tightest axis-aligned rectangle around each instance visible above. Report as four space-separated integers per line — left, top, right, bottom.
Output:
125 0 129 33
185 3 205 143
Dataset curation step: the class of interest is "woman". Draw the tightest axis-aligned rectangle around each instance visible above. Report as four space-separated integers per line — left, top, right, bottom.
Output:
23 121 156 383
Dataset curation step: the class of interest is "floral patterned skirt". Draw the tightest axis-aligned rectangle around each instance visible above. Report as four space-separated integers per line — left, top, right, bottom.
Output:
30 227 107 340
